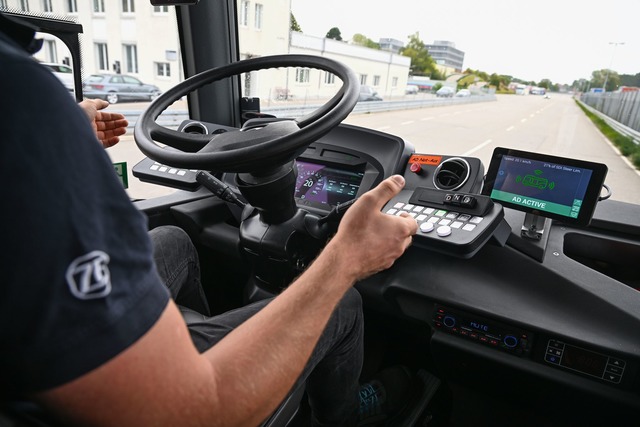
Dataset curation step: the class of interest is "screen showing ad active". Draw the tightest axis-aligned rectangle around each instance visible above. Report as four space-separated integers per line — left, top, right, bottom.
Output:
294 160 365 208
483 148 607 226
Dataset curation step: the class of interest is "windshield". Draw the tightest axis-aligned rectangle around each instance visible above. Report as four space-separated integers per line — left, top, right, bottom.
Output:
6 0 638 204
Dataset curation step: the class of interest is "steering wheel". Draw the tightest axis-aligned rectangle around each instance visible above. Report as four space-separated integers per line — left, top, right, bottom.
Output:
134 54 360 173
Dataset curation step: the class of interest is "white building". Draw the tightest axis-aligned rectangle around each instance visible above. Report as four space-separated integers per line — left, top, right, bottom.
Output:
6 0 410 101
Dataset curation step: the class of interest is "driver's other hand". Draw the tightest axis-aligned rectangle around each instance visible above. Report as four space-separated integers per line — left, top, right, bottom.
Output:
79 98 128 149
330 175 418 281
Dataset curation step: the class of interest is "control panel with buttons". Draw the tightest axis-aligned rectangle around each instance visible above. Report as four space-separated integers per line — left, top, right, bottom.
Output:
383 187 505 258
433 306 533 356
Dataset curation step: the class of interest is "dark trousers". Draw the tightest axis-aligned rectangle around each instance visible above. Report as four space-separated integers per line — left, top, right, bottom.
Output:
149 225 364 426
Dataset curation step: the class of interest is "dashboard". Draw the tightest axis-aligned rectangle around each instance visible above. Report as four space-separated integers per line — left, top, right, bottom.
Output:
133 120 640 421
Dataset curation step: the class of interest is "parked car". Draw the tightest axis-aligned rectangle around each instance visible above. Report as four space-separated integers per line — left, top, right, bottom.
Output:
358 85 383 102
82 74 161 104
41 62 74 92
455 88 471 97
405 85 419 95
435 86 455 97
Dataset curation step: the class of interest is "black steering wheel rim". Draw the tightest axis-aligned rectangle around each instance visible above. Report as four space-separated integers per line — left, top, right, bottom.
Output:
134 54 360 173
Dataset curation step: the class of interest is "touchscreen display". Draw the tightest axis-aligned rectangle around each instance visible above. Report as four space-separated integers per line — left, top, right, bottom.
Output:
483 148 607 226
294 160 364 207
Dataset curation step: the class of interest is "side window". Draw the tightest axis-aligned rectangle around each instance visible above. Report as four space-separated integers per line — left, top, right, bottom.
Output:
66 0 77 13
254 3 263 30
95 42 109 71
239 0 249 26
156 62 171 77
122 76 141 84
110 76 124 84
93 0 105 13
123 44 138 73
295 68 309 83
122 0 135 13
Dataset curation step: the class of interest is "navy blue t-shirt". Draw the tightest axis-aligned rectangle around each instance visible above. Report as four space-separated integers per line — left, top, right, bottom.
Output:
0 24 170 397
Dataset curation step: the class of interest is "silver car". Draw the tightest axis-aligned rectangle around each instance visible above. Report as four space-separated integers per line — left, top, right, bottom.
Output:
82 74 161 104
41 62 74 92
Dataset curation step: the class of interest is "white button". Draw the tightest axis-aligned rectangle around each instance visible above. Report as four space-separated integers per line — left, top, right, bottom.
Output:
437 225 452 237
159 167 168 172
409 212 417 218
434 210 447 217
403 204 415 211
428 217 439 223
416 214 427 221
386 208 398 215
462 224 477 231
458 214 471 221
446 212 459 219
413 206 424 213
177 170 186 176
451 221 463 229
469 216 484 224
169 168 178 174
393 202 404 209
439 219 451 226
424 208 435 214
420 222 434 233
150 165 159 171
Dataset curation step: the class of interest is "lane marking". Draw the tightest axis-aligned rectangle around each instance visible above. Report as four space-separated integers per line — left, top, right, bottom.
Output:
421 117 434 121
463 139 493 156
521 118 527 123
506 126 515 131
401 120 415 126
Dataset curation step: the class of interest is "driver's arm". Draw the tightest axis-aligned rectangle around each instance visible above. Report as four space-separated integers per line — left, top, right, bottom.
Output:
34 176 417 427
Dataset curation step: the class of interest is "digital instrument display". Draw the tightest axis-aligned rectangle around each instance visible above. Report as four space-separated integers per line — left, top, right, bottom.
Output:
483 148 608 226
294 160 365 208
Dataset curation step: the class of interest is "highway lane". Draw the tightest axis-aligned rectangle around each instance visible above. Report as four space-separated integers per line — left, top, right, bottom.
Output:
343 94 640 205
108 94 640 204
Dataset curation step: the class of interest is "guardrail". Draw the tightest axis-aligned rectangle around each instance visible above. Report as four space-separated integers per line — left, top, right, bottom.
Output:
576 98 640 145
121 94 497 130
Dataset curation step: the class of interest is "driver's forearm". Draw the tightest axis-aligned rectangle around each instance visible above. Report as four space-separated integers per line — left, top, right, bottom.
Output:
201 241 354 427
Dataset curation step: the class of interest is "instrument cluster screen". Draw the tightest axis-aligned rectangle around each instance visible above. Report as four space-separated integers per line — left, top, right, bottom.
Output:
294 160 365 207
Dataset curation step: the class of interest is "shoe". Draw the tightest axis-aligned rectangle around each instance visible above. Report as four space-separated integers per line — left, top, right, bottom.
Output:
357 365 413 426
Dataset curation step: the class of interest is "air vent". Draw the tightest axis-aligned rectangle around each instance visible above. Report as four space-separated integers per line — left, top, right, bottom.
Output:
181 121 209 134
433 157 470 191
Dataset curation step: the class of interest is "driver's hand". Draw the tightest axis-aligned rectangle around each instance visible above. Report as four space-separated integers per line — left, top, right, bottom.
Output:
79 99 128 148
328 175 418 281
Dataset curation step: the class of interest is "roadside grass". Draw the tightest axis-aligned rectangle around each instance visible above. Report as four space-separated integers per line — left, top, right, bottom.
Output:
576 100 640 169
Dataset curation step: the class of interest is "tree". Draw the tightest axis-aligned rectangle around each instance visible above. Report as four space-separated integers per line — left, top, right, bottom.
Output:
620 73 640 87
351 33 380 49
590 69 621 91
538 79 552 90
326 27 342 41
290 13 301 32
400 33 441 79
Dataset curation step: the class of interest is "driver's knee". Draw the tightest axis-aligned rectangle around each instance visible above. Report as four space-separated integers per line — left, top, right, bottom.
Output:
323 288 364 349
149 225 207 313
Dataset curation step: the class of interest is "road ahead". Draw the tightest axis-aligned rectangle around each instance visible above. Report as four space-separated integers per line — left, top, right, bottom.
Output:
108 94 640 204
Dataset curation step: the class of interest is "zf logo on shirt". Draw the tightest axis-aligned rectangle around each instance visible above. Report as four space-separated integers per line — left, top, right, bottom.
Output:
65 250 112 300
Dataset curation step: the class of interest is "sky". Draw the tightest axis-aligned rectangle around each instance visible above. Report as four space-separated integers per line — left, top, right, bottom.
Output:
290 0 639 85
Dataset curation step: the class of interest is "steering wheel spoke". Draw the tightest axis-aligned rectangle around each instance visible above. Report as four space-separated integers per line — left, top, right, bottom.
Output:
149 122 211 153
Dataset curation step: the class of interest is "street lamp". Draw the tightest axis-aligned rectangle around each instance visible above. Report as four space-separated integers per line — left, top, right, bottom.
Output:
602 41 625 92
